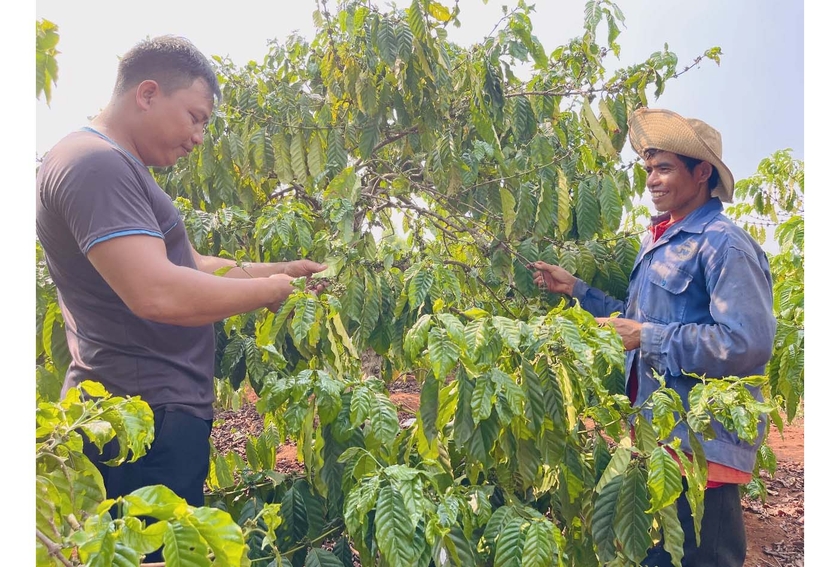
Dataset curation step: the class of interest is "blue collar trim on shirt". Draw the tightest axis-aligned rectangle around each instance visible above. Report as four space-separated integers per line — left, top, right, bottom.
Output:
80 126 147 169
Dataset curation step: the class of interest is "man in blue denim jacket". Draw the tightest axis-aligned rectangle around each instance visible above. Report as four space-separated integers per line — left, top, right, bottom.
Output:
532 108 776 566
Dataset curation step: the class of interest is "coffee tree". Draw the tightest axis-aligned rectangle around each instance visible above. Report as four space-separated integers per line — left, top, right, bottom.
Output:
36 1 796 565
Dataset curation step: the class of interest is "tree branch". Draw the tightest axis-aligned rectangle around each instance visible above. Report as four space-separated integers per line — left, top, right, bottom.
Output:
36 529 73 567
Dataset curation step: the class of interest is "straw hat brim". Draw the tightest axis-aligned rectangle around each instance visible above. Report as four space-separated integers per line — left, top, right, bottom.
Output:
628 109 734 203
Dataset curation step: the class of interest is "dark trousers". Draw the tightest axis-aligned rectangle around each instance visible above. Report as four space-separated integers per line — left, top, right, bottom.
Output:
642 480 746 567
83 408 212 562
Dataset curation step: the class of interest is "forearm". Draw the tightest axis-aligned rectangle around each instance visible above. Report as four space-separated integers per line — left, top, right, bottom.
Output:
135 265 286 326
192 253 286 279
571 279 627 318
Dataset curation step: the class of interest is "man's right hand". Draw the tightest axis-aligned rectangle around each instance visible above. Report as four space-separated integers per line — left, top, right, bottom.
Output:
529 261 577 296
266 273 297 312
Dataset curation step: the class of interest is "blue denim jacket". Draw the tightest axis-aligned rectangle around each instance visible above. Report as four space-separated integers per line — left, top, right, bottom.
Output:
571 198 776 472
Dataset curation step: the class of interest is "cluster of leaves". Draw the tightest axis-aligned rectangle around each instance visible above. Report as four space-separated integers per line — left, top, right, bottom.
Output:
199 293 775 567
36 19 60 105
729 149 804 424
36 381 248 566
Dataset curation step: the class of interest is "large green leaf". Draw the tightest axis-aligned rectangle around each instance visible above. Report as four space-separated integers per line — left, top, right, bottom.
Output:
188 507 246 567
575 176 600 241
428 327 459 380
658 502 685 567
494 517 526 567
162 520 209 567
592 474 623 561
122 485 188 521
305 547 345 567
614 467 653 564
375 484 417 567
370 393 400 447
521 521 556 567
647 447 684 514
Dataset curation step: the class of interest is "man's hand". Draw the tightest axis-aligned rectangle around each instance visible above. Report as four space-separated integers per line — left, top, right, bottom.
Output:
281 259 328 278
596 317 642 351
283 260 330 295
265 273 297 312
529 261 577 296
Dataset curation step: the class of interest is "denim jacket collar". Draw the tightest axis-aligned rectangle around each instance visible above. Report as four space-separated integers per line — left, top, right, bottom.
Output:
641 198 724 259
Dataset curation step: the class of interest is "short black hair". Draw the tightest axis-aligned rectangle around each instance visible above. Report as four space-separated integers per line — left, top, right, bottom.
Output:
642 148 720 191
114 35 221 101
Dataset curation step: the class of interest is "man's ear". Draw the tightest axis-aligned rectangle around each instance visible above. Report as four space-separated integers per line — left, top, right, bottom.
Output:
695 161 713 186
135 80 161 110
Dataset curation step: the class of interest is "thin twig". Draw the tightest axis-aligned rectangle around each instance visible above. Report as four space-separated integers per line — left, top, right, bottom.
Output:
36 529 73 567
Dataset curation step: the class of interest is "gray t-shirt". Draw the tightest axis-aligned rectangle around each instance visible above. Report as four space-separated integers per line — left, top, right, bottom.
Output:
36 129 216 419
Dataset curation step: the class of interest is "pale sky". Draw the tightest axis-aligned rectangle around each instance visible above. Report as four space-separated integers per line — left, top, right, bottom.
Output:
7 1 833 562
35 0 805 186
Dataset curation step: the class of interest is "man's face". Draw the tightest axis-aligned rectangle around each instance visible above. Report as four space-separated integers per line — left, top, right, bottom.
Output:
138 78 214 167
643 151 711 220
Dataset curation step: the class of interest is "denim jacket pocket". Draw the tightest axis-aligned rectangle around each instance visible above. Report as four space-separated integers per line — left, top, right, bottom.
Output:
639 263 693 324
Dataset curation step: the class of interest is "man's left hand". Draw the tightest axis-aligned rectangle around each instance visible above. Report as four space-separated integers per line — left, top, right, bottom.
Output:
596 317 642 351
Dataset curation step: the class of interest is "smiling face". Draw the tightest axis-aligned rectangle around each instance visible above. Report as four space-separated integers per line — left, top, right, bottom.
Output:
643 150 712 220
135 78 214 167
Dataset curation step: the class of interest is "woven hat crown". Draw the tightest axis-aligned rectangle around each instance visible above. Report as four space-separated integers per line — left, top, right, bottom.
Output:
628 108 735 202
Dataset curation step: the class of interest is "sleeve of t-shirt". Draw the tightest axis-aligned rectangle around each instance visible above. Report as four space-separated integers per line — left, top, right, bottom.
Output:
51 147 164 255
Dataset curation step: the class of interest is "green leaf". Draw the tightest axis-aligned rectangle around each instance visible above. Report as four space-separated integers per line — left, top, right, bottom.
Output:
501 186 517 238
409 268 434 310
404 314 433 362
491 316 521 350
557 168 572 237
599 175 622 231
428 327 459 380
575 176 600 240
658 501 686 567
291 297 318 348
594 445 631 494
408 0 427 40
370 393 400 447
375 484 417 567
647 446 684 514
521 521 555 567
350 386 373 427
614 467 653 564
305 548 345 567
428 1 452 22
494 517 526 567
291 130 309 181
188 507 246 567
471 373 493 422
331 537 355 567
122 485 188 521
359 118 380 160
162 520 210 567
522 359 545 435
512 96 537 144
308 130 326 180
582 99 617 158
592 474 623 561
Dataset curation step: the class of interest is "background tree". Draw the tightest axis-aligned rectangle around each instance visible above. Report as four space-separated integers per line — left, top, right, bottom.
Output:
36 19 60 106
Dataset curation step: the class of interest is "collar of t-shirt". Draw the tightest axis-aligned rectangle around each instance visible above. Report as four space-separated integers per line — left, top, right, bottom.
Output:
650 216 678 242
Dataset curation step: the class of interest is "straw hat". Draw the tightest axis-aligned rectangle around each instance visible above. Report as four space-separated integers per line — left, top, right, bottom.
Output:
628 108 735 203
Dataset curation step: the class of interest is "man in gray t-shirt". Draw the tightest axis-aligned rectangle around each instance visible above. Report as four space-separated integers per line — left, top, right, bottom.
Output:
36 36 325 561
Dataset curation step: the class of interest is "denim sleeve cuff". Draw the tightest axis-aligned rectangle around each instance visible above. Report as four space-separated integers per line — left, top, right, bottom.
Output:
641 322 666 373
571 278 587 299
